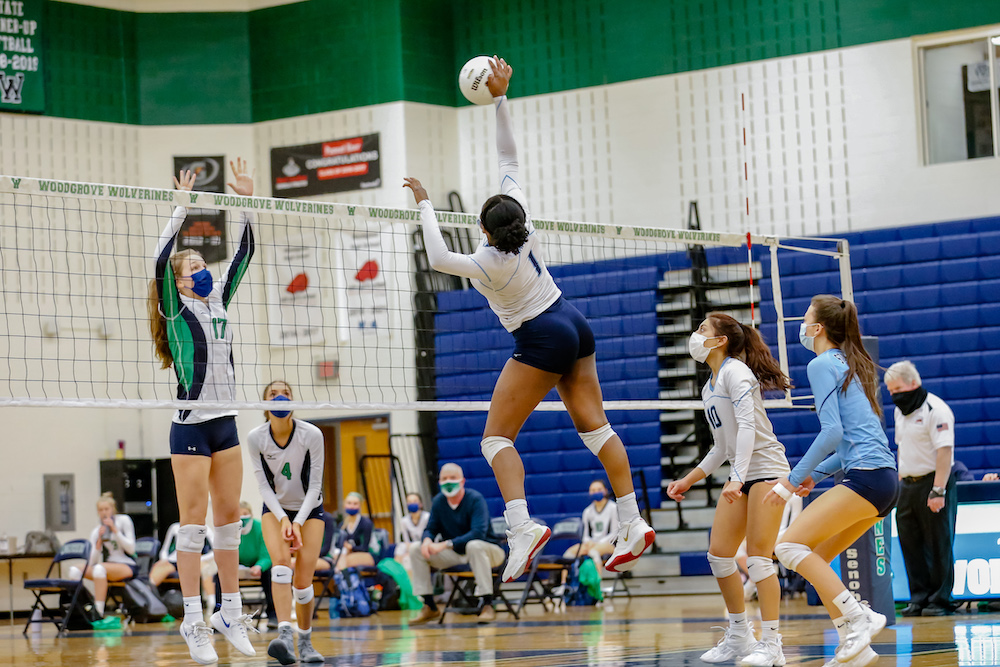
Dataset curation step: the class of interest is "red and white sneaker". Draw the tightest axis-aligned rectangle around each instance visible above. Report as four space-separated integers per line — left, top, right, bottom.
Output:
501 520 550 582
605 517 655 573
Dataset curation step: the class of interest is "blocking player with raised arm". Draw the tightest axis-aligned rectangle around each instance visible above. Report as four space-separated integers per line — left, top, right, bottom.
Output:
403 56 655 586
765 296 898 667
667 313 792 667
147 160 257 665
247 380 325 665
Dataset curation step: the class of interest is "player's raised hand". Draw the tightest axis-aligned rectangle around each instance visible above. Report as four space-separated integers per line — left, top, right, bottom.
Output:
228 157 255 196
174 169 196 192
487 56 513 97
403 177 429 204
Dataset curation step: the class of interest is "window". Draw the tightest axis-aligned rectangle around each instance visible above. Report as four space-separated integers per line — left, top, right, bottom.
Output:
919 31 1000 164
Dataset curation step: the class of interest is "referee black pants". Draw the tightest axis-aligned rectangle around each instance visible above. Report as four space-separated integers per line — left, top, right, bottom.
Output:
896 472 958 609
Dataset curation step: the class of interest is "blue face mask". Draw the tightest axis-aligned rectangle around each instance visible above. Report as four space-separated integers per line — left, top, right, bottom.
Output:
590 492 605 503
268 394 291 418
345 507 360 516
407 503 421 514
188 268 213 297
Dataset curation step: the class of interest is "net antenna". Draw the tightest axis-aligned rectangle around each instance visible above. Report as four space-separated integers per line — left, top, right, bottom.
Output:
0 175 851 413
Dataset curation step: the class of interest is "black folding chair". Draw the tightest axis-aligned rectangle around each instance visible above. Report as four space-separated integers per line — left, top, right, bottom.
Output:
516 517 584 613
22 539 94 635
438 517 519 623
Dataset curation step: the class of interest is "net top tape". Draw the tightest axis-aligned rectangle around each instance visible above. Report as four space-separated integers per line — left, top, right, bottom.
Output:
0 175 780 249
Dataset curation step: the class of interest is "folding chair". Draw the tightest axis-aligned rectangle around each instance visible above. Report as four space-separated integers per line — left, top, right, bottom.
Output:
438 517 519 623
516 517 583 613
22 539 93 635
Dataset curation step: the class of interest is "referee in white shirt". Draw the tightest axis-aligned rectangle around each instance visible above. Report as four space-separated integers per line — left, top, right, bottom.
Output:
885 360 957 617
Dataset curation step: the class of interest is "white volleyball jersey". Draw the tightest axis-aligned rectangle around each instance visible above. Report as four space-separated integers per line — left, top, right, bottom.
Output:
248 419 325 525
398 511 430 543
582 500 618 544
697 357 790 483
154 206 254 424
418 95 561 332
89 514 136 565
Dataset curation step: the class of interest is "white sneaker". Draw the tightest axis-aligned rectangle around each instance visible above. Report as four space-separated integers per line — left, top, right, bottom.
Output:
741 635 786 666
836 603 886 663
605 516 655 573
210 610 258 657
824 645 879 667
180 620 217 665
502 520 550 582
700 624 756 663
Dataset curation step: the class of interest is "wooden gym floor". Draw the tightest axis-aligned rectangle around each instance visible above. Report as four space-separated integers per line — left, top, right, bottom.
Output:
2 595 996 666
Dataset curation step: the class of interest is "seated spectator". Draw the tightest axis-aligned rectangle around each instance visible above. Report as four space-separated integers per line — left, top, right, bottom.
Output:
395 493 430 568
563 479 618 577
334 492 376 571
408 463 504 626
213 501 275 625
313 512 339 573
75 492 136 619
150 522 216 608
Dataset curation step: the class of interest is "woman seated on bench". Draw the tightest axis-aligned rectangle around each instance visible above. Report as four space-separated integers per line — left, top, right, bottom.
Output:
333 492 375 572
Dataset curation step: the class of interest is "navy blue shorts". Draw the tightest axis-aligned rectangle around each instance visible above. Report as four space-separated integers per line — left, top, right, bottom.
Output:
169 417 239 457
841 468 899 518
263 504 325 523
511 297 596 375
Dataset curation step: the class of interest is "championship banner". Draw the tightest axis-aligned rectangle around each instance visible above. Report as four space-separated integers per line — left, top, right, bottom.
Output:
271 134 381 198
0 0 43 113
173 156 227 264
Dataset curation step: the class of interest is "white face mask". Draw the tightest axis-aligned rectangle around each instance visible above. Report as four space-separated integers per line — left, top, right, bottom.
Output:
799 322 818 352
688 331 722 363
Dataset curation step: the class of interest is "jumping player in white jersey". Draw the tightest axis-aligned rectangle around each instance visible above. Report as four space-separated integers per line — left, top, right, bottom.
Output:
404 56 655 584
667 313 792 666
147 160 257 664
247 380 326 665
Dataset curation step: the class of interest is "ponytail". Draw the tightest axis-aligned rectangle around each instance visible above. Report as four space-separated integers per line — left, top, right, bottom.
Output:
810 295 882 418
147 279 172 369
706 312 791 392
480 194 529 253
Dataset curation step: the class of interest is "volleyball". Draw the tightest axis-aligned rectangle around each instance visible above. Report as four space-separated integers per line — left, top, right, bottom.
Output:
458 55 495 105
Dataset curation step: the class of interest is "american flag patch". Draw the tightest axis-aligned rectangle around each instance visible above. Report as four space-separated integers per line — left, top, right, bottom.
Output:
937 422 950 432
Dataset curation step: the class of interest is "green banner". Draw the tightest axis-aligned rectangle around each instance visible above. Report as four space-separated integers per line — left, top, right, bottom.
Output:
0 0 42 113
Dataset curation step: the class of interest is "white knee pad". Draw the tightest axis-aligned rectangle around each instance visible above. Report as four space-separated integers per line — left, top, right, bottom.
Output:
774 542 812 572
213 521 242 551
271 564 293 585
481 436 514 467
746 556 776 583
68 565 82 580
92 564 106 580
579 423 616 455
294 586 314 605
176 524 208 553
706 553 738 579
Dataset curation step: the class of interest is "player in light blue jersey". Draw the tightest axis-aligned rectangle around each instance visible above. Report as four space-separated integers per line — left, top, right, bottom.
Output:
765 295 898 667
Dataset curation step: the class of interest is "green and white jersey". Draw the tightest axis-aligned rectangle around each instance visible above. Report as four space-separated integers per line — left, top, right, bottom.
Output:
582 500 618 544
154 206 254 424
247 419 325 525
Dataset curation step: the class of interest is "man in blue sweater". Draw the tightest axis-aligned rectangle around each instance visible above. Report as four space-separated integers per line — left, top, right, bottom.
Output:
408 463 505 625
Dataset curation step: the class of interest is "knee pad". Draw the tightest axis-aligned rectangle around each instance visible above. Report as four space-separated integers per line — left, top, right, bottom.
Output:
579 423 616 455
177 524 208 553
92 564 106 580
481 436 514 467
271 564 293 585
706 552 738 579
774 542 812 572
746 556 776 583
213 521 242 551
68 565 82 580
294 586 314 605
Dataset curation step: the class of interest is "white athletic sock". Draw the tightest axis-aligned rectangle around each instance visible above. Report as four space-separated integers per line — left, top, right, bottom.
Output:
761 619 779 640
95 600 105 617
205 593 216 612
298 626 311 637
833 590 863 620
832 615 849 641
279 621 293 631
616 492 640 523
504 499 530 528
221 592 242 619
729 611 749 635
183 596 204 625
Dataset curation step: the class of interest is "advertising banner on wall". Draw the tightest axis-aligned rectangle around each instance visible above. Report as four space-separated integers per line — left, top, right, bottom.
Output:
267 234 326 347
270 134 381 198
0 0 44 113
173 156 227 264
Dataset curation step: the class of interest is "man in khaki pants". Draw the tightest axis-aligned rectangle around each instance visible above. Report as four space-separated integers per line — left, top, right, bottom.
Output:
408 463 505 625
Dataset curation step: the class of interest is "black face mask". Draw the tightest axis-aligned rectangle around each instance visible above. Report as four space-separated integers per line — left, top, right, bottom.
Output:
891 386 928 416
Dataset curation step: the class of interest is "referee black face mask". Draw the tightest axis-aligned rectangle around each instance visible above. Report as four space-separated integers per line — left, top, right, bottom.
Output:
890 385 928 415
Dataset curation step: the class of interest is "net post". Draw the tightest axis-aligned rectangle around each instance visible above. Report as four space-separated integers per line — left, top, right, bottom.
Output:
837 239 855 303
769 243 792 404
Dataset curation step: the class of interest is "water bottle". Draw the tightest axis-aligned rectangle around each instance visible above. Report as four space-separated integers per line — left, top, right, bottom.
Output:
328 596 340 619
0 532 7 554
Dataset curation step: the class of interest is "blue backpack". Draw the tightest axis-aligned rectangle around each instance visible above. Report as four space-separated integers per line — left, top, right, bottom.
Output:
334 567 372 617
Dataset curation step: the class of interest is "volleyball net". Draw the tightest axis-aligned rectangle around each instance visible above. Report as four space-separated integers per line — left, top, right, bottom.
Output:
0 176 852 412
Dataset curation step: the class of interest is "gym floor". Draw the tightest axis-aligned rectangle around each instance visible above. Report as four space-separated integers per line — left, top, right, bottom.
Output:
3 595 995 666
